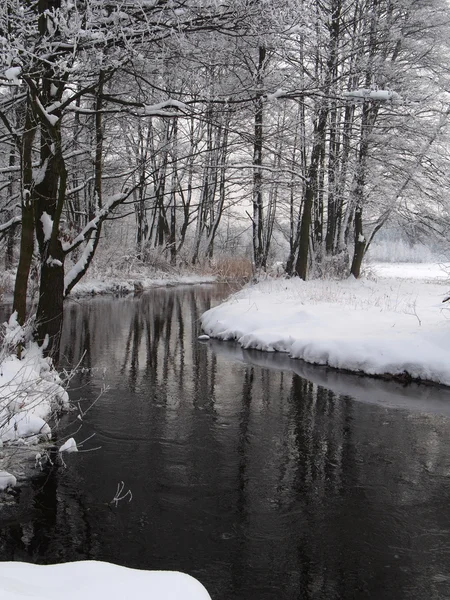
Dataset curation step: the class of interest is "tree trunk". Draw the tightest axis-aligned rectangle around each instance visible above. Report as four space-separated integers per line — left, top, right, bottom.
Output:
13 97 36 325
252 45 266 271
35 242 65 360
350 206 365 278
295 108 328 280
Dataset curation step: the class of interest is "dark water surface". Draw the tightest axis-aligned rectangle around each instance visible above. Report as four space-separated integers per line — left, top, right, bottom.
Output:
2 284 450 599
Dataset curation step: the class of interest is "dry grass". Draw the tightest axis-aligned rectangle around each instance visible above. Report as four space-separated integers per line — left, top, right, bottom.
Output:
206 256 253 281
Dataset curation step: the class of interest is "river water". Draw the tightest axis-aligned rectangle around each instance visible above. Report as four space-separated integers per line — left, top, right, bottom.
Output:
2 284 450 599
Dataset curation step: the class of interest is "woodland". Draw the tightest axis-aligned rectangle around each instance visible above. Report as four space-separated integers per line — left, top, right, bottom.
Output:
1 0 450 357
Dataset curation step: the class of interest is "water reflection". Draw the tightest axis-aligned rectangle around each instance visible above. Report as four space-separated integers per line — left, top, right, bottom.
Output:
1 284 450 599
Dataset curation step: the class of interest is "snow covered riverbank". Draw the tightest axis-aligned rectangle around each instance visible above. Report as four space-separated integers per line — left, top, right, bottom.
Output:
0 269 217 303
201 265 450 386
0 561 212 600
70 273 217 297
0 316 71 490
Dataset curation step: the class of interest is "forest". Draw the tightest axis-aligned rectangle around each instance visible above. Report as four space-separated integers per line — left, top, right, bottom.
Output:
1 0 450 356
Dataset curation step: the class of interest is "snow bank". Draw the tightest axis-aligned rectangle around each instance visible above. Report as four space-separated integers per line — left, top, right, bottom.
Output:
0 470 16 490
201 274 450 386
0 561 212 600
0 314 70 451
71 274 216 297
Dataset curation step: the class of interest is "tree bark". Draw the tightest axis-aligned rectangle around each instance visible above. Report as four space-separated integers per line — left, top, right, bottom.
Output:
295 108 328 280
252 45 266 271
13 97 36 325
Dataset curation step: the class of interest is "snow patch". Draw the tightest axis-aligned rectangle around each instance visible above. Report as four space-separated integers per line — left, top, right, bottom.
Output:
33 158 49 185
0 561 212 600
47 257 63 267
59 437 78 453
35 96 59 126
40 211 53 241
140 99 188 116
0 470 16 490
344 89 402 104
4 66 21 84
266 88 286 101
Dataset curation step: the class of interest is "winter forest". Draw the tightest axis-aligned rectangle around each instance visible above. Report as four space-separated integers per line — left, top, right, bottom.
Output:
1 0 450 357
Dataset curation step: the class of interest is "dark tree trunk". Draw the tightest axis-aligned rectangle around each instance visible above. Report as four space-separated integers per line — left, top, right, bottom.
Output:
35 241 65 360
295 108 328 280
13 97 36 325
5 146 17 270
350 207 365 278
13 204 34 325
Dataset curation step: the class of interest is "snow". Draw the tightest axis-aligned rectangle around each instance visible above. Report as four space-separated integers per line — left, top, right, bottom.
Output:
344 89 402 103
370 261 449 281
4 66 21 84
140 99 188 117
0 314 70 447
40 211 53 242
47 257 63 267
35 96 59 126
59 437 78 453
0 470 16 490
201 266 450 386
0 412 51 444
0 561 212 600
266 88 286 101
33 158 49 185
0 215 21 233
64 237 95 293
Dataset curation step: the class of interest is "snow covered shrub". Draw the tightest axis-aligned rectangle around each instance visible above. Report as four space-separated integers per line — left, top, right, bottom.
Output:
0 314 70 447
268 262 286 277
311 251 350 279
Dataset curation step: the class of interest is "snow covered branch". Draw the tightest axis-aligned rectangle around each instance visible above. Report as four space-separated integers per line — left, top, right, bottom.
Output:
0 215 21 233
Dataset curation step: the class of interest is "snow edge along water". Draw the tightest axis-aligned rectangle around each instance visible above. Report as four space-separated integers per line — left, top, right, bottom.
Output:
200 272 450 388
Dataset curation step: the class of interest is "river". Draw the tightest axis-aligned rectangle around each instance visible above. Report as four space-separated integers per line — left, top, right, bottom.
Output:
1 284 450 599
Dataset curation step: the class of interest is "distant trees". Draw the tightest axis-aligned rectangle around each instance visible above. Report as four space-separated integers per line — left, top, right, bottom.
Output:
281 0 450 279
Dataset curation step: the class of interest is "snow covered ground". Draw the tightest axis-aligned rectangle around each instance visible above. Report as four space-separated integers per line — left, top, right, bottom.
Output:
369 261 450 281
0 270 216 303
0 315 71 489
201 263 450 386
70 273 216 297
0 561 212 600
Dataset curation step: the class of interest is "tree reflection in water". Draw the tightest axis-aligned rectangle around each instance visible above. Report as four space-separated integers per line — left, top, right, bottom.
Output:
1 284 450 600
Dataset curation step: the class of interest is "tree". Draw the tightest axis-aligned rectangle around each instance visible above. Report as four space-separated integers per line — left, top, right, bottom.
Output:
0 0 256 358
